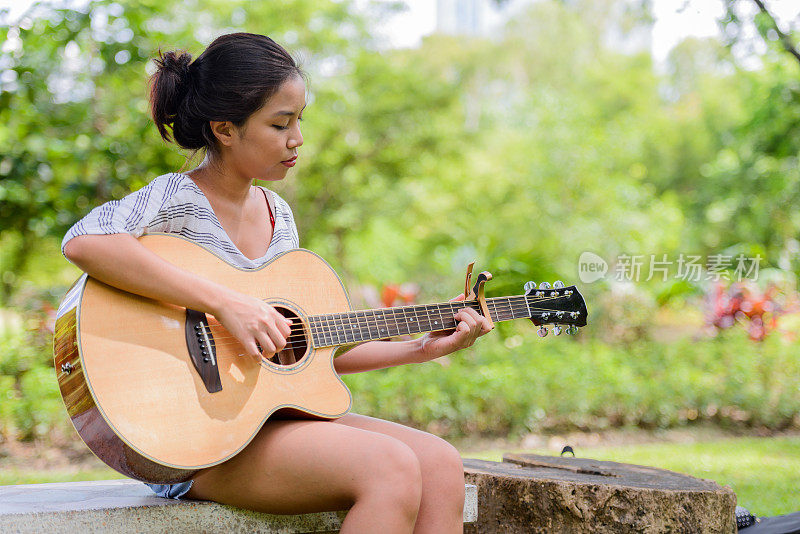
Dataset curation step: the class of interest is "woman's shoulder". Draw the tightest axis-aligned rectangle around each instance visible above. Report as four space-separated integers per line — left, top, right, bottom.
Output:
137 172 210 208
149 172 197 195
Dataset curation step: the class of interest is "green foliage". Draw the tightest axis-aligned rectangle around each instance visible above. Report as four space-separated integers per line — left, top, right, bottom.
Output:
0 467 125 485
0 0 366 301
344 328 800 440
0 317 67 440
1 0 799 449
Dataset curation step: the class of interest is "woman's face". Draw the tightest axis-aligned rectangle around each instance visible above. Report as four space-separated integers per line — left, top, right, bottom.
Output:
229 75 306 182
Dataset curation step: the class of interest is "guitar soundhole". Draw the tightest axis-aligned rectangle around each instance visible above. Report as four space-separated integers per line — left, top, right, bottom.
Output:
264 306 308 367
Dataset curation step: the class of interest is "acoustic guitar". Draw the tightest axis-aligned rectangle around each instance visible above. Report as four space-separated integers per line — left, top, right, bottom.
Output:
53 234 587 484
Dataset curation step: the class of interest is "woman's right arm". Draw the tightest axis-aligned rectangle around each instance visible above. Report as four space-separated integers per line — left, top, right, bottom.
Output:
64 233 291 357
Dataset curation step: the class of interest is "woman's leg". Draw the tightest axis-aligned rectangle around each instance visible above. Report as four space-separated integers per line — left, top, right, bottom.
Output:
185 418 423 534
334 413 465 534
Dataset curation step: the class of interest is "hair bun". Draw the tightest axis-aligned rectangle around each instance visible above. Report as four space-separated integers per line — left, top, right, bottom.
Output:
155 50 193 89
150 49 196 146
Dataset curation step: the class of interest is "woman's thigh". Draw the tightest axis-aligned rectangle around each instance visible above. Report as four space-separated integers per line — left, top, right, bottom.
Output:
185 417 422 515
334 413 464 473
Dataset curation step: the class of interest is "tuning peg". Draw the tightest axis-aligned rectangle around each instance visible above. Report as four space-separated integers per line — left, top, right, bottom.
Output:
539 282 551 290
524 281 536 293
566 325 578 335
537 325 548 337
553 280 565 289
553 325 562 336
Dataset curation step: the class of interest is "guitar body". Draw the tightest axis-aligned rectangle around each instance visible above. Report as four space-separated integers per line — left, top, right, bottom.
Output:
53 234 353 484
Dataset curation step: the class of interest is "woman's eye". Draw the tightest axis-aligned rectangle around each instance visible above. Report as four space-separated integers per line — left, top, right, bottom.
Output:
273 124 289 130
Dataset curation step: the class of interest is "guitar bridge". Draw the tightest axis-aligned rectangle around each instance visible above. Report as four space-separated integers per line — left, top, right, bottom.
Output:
185 309 222 393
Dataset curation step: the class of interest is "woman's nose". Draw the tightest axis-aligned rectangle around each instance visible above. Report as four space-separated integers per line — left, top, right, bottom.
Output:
288 125 303 149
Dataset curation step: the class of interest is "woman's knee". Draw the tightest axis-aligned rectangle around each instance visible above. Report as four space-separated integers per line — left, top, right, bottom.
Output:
419 438 465 510
422 438 464 481
356 438 423 514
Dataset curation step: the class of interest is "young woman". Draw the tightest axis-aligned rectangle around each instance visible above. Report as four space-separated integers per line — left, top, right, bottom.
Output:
62 33 491 533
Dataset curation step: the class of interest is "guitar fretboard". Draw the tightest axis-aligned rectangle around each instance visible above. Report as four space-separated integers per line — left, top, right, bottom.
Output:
308 296 532 348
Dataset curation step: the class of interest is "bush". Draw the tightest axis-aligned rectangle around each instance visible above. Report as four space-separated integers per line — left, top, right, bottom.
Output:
344 327 800 440
2 297 798 444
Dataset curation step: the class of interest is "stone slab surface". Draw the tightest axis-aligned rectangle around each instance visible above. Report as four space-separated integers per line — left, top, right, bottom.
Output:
0 479 477 533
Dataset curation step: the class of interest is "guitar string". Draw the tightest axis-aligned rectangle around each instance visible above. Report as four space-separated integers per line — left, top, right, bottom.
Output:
196 296 563 345
193 299 579 352
75 295 579 354
95 296 576 352
86 294 565 341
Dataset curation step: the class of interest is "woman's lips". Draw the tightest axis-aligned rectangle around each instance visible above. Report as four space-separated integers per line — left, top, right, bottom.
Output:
281 156 297 168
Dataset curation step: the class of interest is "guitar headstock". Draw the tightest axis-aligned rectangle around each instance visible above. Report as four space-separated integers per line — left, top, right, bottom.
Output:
524 280 588 337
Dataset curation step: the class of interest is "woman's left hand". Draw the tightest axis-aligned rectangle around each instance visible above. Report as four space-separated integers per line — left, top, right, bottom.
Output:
416 293 493 363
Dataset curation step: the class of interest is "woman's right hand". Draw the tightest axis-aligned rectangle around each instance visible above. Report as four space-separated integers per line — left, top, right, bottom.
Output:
211 289 293 359
63 234 292 360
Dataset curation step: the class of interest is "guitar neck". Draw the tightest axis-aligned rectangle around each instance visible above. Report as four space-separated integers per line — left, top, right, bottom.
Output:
308 296 529 348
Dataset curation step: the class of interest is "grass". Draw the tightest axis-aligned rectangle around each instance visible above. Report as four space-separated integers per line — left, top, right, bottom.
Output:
462 435 800 517
3 435 798 518
0 467 123 486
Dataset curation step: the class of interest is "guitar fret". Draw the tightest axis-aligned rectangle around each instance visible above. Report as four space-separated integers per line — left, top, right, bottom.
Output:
338 312 350 344
411 305 423 334
347 311 358 343
362 309 376 340
336 313 350 344
330 313 343 345
445 303 458 329
310 317 320 347
494 298 505 321
382 309 394 338
379 309 389 339
313 316 324 346
315 315 326 346
418 305 430 331
323 314 336 346
344 312 355 343
396 308 408 335
353 310 367 343
389 307 401 337
363 310 375 341
426 305 440 331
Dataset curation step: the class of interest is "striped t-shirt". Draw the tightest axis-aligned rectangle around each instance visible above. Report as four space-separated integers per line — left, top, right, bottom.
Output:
62 172 299 264
61 172 300 499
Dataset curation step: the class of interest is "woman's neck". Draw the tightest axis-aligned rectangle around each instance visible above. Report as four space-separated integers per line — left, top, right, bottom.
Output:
187 155 252 207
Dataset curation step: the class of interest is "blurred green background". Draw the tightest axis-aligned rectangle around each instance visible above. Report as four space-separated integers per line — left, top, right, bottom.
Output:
1 0 799 514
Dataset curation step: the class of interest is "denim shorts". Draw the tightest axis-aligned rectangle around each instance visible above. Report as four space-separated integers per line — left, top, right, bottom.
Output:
145 480 194 499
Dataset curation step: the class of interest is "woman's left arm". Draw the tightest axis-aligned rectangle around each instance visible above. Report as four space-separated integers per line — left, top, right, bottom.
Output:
333 295 493 375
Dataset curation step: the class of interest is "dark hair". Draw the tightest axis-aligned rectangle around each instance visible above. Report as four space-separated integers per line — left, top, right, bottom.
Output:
149 33 304 153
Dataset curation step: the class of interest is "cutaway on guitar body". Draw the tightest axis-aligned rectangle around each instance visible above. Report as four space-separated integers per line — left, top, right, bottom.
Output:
54 234 354 483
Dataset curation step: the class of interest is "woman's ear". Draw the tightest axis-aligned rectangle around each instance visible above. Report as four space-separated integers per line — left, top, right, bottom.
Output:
209 120 236 147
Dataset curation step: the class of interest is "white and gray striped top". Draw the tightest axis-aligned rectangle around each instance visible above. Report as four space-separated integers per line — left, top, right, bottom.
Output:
62 172 300 268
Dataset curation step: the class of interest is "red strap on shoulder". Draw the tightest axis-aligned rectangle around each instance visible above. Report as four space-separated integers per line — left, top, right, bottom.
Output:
260 187 276 230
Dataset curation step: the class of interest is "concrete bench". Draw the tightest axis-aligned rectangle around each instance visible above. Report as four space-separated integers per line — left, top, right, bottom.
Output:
0 479 478 533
